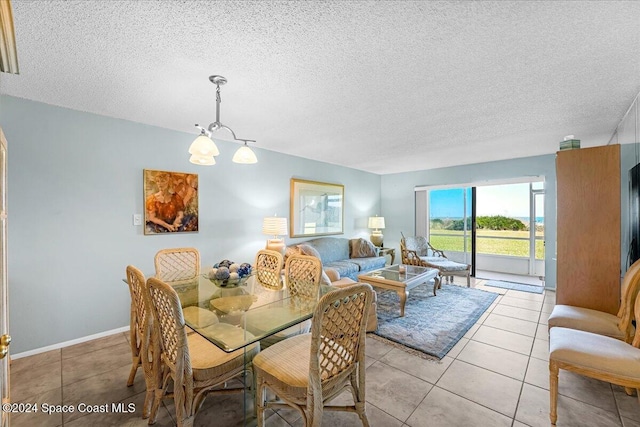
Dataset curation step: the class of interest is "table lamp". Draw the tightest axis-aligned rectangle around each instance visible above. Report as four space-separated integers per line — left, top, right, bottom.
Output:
368 216 385 247
262 216 288 255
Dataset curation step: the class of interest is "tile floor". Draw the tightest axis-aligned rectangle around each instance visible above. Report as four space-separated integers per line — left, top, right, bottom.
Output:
9 277 640 426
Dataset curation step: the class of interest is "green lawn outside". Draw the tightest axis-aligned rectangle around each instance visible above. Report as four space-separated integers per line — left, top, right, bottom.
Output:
430 230 545 259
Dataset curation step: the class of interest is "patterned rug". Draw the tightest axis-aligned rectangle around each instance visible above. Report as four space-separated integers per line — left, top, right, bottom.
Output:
483 280 544 294
374 283 498 359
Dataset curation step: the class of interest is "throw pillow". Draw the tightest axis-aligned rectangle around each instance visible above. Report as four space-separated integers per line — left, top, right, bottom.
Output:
283 245 301 265
350 238 378 258
320 270 332 286
297 244 322 261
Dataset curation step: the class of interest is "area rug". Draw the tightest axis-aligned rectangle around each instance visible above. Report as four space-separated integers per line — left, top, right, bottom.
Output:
374 284 498 359
483 280 544 294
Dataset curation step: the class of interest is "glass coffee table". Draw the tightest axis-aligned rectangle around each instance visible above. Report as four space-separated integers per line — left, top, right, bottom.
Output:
358 264 440 316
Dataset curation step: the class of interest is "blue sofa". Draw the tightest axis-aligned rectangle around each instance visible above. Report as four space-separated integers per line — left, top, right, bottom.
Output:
289 237 386 281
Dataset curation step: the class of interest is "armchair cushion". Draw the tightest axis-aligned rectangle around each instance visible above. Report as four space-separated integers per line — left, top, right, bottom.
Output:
403 236 434 257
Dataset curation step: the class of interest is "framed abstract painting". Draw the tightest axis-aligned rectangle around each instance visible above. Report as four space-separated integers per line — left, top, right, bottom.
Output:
290 178 344 237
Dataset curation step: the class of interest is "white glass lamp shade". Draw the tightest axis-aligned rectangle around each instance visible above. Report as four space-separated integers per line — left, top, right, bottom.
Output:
368 216 385 230
188 134 220 157
232 144 258 164
262 217 288 237
189 154 216 165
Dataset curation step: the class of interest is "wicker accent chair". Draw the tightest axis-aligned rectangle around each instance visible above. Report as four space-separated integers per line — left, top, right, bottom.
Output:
285 254 323 299
549 289 640 425
400 233 471 287
146 277 259 427
549 258 640 343
253 283 373 427
125 265 155 419
255 249 284 290
154 247 200 281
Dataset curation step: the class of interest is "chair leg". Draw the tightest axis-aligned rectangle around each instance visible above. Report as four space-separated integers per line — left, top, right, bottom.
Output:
255 372 266 427
624 387 636 396
466 272 470 288
549 361 559 425
350 371 370 427
127 355 140 386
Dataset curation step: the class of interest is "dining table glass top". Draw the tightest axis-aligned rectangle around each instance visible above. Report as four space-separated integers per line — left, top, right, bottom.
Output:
129 272 331 353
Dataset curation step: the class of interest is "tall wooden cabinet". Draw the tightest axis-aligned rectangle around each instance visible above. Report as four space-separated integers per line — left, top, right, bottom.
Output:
556 144 620 314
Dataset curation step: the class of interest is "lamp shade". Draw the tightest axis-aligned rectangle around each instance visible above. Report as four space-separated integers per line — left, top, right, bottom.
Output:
262 217 288 237
368 216 385 229
232 145 258 164
188 134 220 157
189 153 216 165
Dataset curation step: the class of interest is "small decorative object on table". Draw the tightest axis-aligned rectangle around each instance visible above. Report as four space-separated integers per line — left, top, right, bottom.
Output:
209 259 252 288
398 264 406 273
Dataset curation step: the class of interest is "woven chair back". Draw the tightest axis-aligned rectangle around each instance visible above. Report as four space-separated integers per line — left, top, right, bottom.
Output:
284 254 322 299
126 265 149 338
255 249 284 290
310 283 372 385
147 277 190 375
154 247 200 281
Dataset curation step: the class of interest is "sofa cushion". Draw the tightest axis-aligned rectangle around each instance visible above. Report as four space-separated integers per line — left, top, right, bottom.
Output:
325 260 360 279
297 243 322 260
349 256 386 272
350 238 378 258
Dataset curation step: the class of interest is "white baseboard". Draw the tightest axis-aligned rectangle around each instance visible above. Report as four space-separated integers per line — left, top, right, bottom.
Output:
11 326 130 360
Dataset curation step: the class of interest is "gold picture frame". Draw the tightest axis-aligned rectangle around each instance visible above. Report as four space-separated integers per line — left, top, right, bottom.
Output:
144 169 199 235
290 178 344 237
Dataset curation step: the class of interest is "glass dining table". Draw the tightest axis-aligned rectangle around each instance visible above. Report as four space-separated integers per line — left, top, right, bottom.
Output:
124 271 331 425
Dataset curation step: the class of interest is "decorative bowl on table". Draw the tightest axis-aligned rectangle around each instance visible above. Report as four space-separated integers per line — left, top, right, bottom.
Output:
208 259 252 288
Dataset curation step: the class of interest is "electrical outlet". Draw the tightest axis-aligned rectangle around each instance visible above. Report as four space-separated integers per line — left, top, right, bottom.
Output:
133 214 142 226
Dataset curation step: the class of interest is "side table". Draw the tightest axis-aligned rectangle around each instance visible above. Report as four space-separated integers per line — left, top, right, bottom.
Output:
378 247 395 265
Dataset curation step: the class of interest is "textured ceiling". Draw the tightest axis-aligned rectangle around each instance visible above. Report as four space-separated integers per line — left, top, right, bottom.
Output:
1 0 639 174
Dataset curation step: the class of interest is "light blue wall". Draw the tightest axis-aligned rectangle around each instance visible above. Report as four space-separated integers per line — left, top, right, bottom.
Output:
380 156 558 289
0 95 381 353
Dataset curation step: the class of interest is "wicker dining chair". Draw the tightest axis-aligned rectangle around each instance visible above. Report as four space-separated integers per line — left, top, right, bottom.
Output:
253 283 373 427
146 277 259 427
154 247 200 281
255 249 284 290
125 265 155 419
285 254 322 299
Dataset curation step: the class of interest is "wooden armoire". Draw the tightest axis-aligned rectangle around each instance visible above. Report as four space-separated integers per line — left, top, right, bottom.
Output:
556 144 620 314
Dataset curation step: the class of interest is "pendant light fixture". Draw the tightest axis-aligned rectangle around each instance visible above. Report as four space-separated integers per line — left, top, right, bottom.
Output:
189 75 257 165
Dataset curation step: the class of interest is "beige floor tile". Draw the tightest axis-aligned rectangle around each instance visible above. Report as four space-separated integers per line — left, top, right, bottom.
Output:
11 349 60 376
463 323 480 339
524 356 549 390
405 386 512 427
365 335 394 360
379 349 453 384
534 324 549 341
499 296 543 311
365 355 376 368
491 304 540 322
290 402 402 427
274 407 301 425
471 325 534 355
365 361 432 422
446 337 469 358
457 340 529 381
613 386 640 423
623 417 640 427
482 313 538 337
62 364 147 423
436 360 522 417
62 341 132 386
554 371 617 414
62 332 128 360
541 302 555 313
10 356 61 402
505 289 545 302
10 388 62 427
538 311 551 325
530 338 549 361
515 383 622 427
512 422 530 427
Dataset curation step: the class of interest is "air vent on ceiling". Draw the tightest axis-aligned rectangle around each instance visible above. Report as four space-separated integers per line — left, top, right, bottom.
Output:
0 0 19 74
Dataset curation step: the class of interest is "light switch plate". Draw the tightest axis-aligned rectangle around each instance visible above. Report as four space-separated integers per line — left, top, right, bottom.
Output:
133 214 142 226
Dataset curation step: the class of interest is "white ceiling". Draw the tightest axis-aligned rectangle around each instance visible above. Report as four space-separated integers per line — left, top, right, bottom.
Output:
2 1 639 174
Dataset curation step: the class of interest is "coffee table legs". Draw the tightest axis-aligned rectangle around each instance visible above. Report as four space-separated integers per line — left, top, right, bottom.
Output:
398 289 409 317
433 275 441 296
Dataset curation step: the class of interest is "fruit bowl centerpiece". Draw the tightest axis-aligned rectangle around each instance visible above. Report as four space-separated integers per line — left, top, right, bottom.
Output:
208 259 252 288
